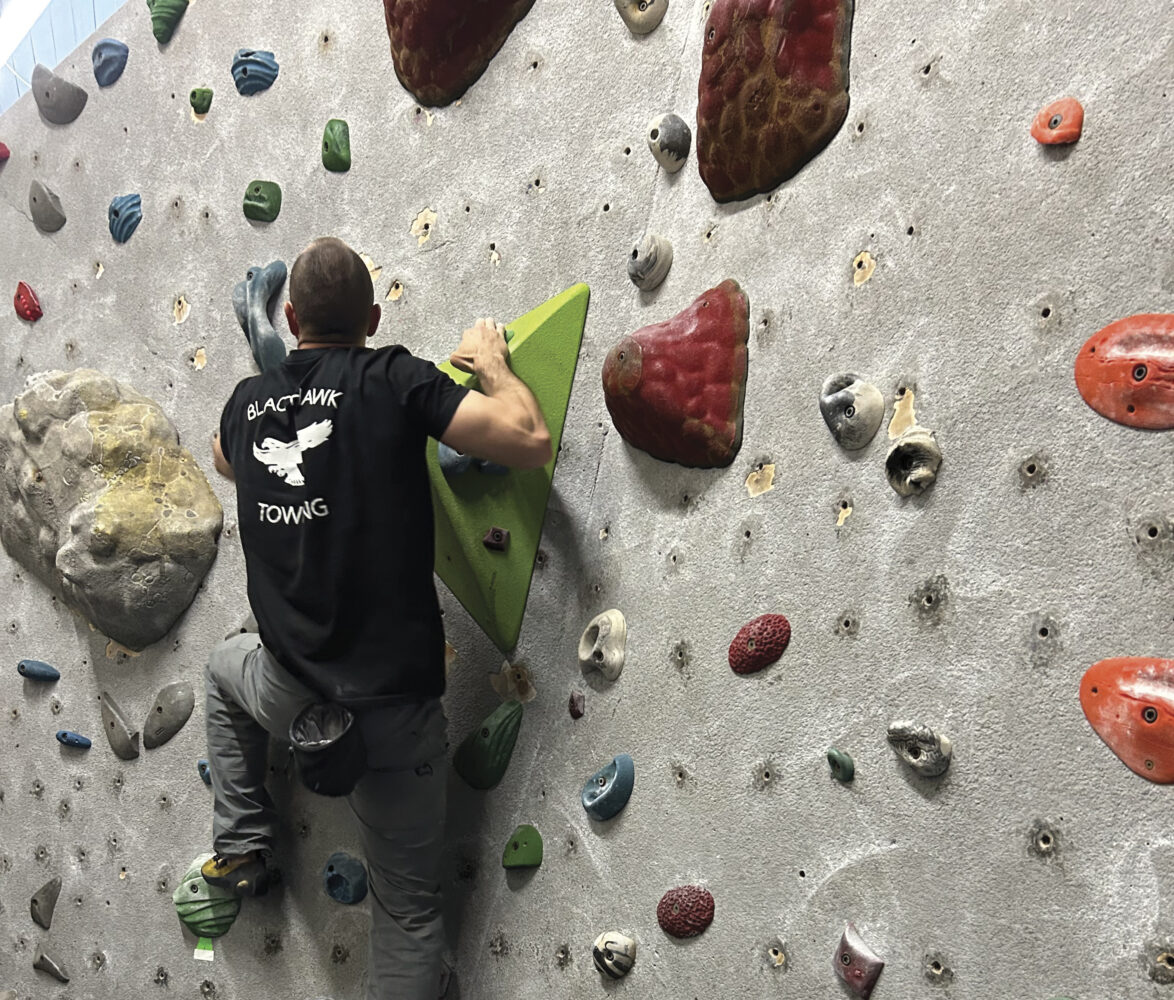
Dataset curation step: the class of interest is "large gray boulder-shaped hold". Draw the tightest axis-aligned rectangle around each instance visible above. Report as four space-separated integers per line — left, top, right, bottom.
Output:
0 370 223 650
29 180 66 233
32 64 88 124
232 260 288 372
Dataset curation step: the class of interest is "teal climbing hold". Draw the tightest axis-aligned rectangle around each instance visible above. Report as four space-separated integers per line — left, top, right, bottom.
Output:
581 753 635 821
108 194 142 243
827 747 855 783
453 700 523 790
232 49 279 95
18 659 59 682
197 759 212 785
322 852 368 904
322 118 351 172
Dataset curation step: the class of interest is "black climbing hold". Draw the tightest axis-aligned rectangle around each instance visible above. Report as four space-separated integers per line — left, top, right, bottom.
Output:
18 659 59 681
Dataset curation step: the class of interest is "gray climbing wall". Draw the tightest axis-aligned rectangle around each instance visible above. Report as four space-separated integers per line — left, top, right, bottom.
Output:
1 1 1173 997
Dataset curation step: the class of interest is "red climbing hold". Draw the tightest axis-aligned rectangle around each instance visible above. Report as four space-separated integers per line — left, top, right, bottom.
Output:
1031 97 1084 145
1081 657 1174 783
0 142 10 161
657 885 715 938
728 614 791 674
602 279 749 468
14 282 42 322
1074 313 1174 429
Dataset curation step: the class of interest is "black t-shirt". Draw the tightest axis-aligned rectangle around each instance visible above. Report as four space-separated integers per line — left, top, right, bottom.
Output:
219 345 468 703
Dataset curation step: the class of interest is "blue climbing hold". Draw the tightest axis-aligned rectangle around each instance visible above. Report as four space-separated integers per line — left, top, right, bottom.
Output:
438 443 474 478
18 659 60 682
322 851 368 904
56 730 92 749
197 759 212 785
91 39 129 87
478 459 510 476
232 49 279 96
108 194 142 243
581 753 635 821
231 260 288 371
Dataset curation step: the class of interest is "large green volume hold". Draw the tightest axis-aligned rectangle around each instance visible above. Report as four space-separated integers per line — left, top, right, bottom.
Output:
146 0 189 44
322 118 351 172
453 700 523 790
428 283 590 652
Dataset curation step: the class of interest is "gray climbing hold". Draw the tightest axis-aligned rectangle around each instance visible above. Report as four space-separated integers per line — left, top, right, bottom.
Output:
232 260 288 372
887 721 952 777
29 180 66 233
100 690 140 760
143 681 194 749
886 426 942 496
647 113 691 172
322 851 368 905
438 442 474 477
108 193 143 244
593 930 637 978
18 659 59 681
820 374 885 450
627 234 673 292
33 949 69 983
31 64 88 124
30 875 61 929
615 0 668 34
92 39 129 87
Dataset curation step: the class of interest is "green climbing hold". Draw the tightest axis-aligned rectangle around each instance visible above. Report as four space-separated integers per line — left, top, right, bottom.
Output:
146 0 189 44
428 283 590 652
189 88 212 114
242 180 282 223
172 855 241 938
453 700 523 790
827 747 855 783
322 118 351 172
502 823 543 869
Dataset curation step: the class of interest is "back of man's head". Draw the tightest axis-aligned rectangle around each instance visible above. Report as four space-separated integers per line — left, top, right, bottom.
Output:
288 237 373 343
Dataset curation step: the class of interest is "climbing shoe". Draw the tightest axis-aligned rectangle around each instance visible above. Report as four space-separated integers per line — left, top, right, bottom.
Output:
201 851 270 897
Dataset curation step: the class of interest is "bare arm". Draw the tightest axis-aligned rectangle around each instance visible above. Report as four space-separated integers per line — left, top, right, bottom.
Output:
212 433 235 481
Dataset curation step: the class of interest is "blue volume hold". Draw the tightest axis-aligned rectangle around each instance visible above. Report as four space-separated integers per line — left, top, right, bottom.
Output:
91 39 129 87
18 659 60 682
108 193 142 243
580 753 635 821
322 852 368 905
56 730 92 749
232 49 279 96
437 443 474 478
197 759 212 785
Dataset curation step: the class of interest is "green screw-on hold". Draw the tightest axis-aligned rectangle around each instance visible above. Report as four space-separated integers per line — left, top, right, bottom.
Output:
453 700 523 790
242 180 282 223
322 118 351 172
502 823 543 869
189 88 212 114
146 0 189 44
172 855 241 938
827 747 855 783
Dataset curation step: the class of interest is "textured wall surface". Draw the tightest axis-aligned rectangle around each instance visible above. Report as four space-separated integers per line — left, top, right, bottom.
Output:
1 2 1173 998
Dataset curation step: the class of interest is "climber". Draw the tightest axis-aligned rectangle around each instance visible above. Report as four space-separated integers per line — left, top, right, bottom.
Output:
202 236 551 1000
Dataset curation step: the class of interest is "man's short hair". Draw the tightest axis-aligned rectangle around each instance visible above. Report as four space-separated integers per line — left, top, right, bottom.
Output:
289 237 373 341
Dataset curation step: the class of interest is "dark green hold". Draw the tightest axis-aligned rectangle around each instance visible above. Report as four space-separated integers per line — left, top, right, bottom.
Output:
146 0 189 44
502 824 543 869
827 747 855 783
322 118 351 172
243 180 282 223
453 700 523 790
189 88 212 114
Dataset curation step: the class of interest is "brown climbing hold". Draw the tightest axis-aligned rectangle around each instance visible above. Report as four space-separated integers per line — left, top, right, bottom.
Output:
728 614 791 674
657 885 715 938
1031 96 1084 145
483 526 510 552
568 690 585 719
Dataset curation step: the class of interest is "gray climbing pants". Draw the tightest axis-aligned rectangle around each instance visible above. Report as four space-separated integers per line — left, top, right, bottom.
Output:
205 633 448 1000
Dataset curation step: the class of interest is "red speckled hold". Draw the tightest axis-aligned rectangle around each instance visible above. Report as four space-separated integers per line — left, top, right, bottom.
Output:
1074 313 1174 429
383 0 535 106
1080 657 1174 783
658 886 714 938
602 280 749 468
0 142 10 161
14 282 42 322
1031 96 1084 145
728 614 791 674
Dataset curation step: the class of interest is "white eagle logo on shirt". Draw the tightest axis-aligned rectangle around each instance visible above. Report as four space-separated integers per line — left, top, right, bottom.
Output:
252 419 333 486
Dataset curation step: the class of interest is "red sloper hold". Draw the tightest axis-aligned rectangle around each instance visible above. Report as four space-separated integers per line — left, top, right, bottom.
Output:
1031 96 1084 145
1080 657 1174 783
14 282 43 322
658 886 715 938
602 280 749 468
728 614 791 674
383 0 535 107
1074 313 1174 429
0 142 10 161
697 0 855 203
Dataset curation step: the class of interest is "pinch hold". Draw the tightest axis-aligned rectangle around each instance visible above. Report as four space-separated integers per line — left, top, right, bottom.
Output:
887 720 952 777
100 690 141 760
819 373 884 450
29 180 66 233
592 930 637 978
56 730 92 749
579 609 627 681
18 659 58 681
627 233 673 291
31 64 88 124
91 39 129 87
13 283 43 322
647 113 691 172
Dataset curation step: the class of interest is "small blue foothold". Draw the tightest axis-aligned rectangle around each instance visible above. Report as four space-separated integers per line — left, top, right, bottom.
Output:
581 753 635 821
477 459 510 476
197 759 212 785
18 659 60 682
232 49 279 96
322 851 368 905
438 443 474 478
108 193 142 243
91 39 129 87
56 730 92 749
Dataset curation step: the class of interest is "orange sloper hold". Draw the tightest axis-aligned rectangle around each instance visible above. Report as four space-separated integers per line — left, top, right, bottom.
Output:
1031 96 1084 144
1074 313 1174 429
1081 657 1174 783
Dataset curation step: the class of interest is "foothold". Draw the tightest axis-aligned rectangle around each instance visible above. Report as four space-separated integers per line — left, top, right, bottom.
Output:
483 527 510 552
147 0 189 44
382 0 536 106
820 374 884 450
33 949 70 983
615 0 668 33
18 659 59 681
1081 657 1174 783
657 885 714 938
91 39 129 87
232 260 288 372
31 64 88 125
581 753 635 821
1018 451 1049 490
697 0 855 202
172 854 242 938
568 690 585 719
437 443 474 477
0 142 9 161
30 875 62 929
627 234 673 291
745 461 775 497
886 426 942 496
501 824 543 869
56 730 92 749
143 681 195 749
592 931 637 979
911 575 949 624
197 759 212 785
489 660 537 703
322 118 351 172
14 282 44 322
603 279 749 468
189 88 213 115
108 194 143 244
852 250 875 286
827 747 855 783
835 923 884 999
242 180 282 223
29 180 66 233
578 609 627 681
100 690 141 761
924 953 954 985
728 614 791 675
646 113 691 172
1028 819 1060 860
887 721 952 777
1031 96 1084 145
452 700 523 790
1075 314 1174 429
322 851 369 904
232 49 279 95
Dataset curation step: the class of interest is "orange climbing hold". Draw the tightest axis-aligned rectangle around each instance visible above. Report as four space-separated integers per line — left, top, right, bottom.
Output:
1081 657 1174 783
1031 97 1084 144
1074 313 1174 429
